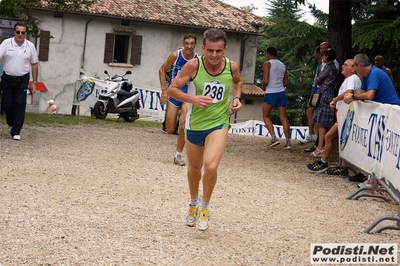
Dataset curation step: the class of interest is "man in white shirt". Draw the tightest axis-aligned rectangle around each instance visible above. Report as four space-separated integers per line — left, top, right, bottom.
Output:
0 22 38 140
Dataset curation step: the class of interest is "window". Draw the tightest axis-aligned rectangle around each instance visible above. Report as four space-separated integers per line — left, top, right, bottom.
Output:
104 33 142 65
244 99 253 105
113 35 129 63
38 30 50 61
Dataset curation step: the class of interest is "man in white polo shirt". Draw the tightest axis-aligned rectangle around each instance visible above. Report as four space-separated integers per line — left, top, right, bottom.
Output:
0 21 38 140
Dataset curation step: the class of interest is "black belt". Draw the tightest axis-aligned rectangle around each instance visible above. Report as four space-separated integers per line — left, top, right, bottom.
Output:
3 72 29 79
2 73 29 86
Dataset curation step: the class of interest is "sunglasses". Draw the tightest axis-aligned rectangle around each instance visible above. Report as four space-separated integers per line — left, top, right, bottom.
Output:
15 31 26 35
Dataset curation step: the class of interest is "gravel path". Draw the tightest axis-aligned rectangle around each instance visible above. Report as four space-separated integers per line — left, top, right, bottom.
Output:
0 124 398 265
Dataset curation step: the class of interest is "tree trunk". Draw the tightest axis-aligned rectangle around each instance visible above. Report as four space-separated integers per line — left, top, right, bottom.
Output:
328 0 352 91
328 0 352 65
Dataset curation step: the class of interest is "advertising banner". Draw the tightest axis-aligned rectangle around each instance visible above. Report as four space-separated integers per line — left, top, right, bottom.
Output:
229 119 309 140
338 101 400 190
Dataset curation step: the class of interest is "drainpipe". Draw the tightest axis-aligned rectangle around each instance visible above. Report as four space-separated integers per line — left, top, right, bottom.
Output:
240 35 249 72
72 18 92 115
81 18 92 74
235 35 249 124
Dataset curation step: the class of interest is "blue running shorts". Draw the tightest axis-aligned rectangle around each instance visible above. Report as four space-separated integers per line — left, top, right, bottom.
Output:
168 84 188 107
186 124 227 146
263 91 288 106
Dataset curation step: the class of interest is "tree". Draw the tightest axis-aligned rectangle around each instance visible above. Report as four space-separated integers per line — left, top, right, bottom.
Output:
307 2 329 26
351 0 400 93
0 0 96 36
328 0 352 64
238 4 258 13
327 0 352 90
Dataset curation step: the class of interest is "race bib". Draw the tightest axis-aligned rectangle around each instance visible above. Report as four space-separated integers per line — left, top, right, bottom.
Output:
203 82 225 103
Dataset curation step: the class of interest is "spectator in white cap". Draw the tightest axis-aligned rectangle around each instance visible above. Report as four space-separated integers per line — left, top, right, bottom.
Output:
47 99 57 114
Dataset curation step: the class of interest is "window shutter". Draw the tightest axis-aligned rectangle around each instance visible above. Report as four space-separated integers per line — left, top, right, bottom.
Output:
104 33 115 63
38 30 50 61
130 35 142 65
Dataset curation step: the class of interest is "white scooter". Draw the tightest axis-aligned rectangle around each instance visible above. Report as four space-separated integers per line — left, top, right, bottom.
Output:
93 70 140 122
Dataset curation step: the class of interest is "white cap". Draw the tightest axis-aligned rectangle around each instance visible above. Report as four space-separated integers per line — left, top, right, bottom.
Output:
47 100 54 104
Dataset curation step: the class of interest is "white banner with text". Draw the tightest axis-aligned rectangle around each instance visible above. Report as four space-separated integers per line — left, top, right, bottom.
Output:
228 119 308 140
338 100 400 191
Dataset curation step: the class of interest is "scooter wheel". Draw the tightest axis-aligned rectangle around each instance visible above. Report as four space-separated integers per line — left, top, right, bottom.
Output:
121 108 138 122
93 101 108 119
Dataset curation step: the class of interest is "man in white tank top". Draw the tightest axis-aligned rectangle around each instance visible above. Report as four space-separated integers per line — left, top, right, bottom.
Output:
262 46 291 148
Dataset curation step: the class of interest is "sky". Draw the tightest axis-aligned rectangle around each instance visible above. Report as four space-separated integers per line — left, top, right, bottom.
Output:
224 0 329 24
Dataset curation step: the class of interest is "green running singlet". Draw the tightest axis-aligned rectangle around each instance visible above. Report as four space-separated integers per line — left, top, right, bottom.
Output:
185 56 233 131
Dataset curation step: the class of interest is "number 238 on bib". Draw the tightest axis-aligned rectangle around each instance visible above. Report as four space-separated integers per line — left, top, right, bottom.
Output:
202 82 226 103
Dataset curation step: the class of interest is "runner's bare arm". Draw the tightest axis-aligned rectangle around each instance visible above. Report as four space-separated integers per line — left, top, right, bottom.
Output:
158 51 178 105
283 69 289 87
167 59 212 109
262 61 271 91
230 61 243 112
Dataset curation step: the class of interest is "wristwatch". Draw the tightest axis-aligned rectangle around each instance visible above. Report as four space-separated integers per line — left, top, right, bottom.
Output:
352 93 355 100
233 96 241 102
33 81 38 84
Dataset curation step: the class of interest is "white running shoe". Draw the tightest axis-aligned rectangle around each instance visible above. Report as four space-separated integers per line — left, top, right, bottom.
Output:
195 208 211 231
174 155 186 166
186 205 199 226
300 135 313 144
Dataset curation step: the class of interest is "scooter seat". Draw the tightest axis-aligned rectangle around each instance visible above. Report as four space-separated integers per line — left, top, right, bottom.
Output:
117 89 138 98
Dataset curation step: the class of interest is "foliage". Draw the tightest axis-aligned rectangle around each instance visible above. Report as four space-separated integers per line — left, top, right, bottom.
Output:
351 0 400 74
351 0 399 21
265 0 303 20
352 18 400 51
0 0 96 36
238 4 258 13
307 2 329 26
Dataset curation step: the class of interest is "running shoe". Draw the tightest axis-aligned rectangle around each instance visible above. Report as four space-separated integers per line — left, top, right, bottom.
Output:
186 205 199 227
327 167 349 176
270 139 280 147
174 155 186 166
195 208 211 231
300 135 313 144
283 142 292 149
307 159 328 171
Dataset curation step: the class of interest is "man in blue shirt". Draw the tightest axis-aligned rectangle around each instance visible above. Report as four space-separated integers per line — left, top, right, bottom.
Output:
344 53 400 105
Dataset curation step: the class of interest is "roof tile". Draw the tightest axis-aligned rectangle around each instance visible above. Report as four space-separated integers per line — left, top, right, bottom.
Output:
242 84 264 96
39 0 269 34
